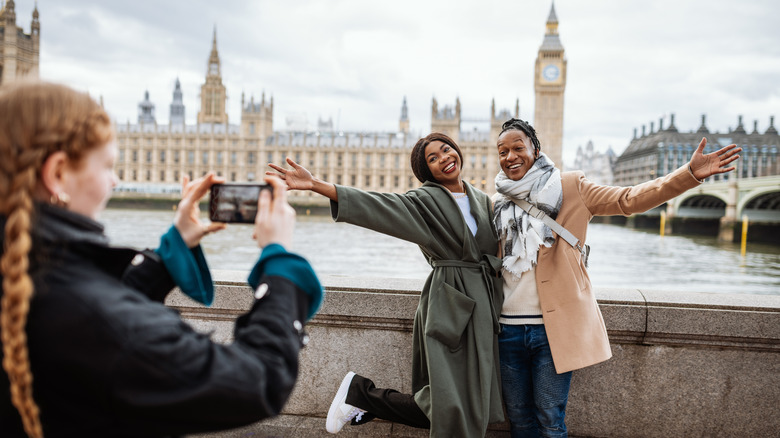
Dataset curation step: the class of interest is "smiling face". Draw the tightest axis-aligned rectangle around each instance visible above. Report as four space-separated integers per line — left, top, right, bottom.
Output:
61 140 119 219
497 129 538 181
424 140 462 189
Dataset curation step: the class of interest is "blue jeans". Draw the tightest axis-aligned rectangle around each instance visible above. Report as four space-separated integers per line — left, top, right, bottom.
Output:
499 324 572 438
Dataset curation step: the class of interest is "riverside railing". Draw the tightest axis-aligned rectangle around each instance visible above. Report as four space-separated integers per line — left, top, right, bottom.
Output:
175 272 779 438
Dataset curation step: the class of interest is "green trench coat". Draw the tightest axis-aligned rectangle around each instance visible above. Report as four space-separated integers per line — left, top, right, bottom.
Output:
331 181 505 437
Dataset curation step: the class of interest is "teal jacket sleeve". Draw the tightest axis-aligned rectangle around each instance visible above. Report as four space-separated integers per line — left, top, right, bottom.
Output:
248 243 324 321
155 226 214 306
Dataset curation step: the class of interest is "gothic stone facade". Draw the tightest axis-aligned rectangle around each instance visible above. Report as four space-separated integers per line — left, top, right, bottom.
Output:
114 6 565 200
0 0 39 85
613 114 780 186
114 42 534 199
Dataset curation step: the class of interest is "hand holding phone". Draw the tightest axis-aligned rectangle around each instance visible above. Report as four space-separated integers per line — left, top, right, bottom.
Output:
175 173 227 247
254 175 296 249
209 183 272 224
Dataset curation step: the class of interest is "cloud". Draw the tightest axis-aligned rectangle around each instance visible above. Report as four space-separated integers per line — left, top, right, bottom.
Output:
13 0 779 164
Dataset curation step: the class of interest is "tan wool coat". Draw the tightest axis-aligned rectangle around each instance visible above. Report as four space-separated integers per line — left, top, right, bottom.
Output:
533 165 701 373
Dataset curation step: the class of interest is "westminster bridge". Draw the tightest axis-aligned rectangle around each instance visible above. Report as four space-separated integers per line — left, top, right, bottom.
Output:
625 174 780 242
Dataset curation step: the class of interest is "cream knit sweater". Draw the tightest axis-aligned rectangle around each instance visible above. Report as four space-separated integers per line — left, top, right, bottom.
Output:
499 267 544 325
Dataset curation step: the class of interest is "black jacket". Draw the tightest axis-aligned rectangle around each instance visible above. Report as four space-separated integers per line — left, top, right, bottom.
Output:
0 204 314 437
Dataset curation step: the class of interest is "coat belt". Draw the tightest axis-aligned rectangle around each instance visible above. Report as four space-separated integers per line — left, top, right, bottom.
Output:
431 255 502 334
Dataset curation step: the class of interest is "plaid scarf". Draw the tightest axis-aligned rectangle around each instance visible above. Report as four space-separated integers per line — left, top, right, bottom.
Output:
493 153 562 279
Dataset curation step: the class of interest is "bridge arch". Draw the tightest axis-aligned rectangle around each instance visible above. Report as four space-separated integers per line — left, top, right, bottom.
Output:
674 193 727 218
739 189 780 222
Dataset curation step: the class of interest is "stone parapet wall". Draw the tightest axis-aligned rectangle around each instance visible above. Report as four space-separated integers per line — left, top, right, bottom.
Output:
172 272 780 438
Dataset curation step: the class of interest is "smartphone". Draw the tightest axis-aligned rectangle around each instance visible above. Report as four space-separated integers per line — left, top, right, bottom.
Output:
209 183 272 224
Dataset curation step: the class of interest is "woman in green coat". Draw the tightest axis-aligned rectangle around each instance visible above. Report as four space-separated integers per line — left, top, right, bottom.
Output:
268 133 504 437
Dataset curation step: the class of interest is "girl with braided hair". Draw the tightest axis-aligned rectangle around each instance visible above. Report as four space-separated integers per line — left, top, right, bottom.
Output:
269 132 505 437
492 118 741 437
0 81 323 437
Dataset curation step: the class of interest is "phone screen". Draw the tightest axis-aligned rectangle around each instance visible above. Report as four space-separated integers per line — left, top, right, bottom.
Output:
209 183 271 224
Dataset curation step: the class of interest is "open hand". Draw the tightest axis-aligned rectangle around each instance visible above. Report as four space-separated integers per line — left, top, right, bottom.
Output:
689 137 742 181
175 172 227 248
267 157 315 191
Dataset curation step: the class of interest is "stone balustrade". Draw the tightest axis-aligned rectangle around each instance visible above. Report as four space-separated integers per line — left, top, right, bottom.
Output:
175 272 780 438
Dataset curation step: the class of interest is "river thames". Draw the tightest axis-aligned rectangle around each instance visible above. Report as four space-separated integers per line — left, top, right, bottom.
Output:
100 208 780 296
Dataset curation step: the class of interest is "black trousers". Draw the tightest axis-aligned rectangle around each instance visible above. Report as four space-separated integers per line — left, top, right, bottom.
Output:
345 374 430 429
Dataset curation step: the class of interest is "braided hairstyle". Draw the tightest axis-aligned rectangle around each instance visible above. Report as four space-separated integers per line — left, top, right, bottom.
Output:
0 81 113 437
409 132 464 183
499 118 541 157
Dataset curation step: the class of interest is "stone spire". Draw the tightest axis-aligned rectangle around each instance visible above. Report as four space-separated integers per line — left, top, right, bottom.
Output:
668 113 678 132
732 115 747 134
697 114 709 134
31 2 39 34
138 90 156 124
766 116 778 135
207 25 221 77
547 1 558 24
2 0 16 24
399 96 409 134
198 26 228 125
540 2 563 51
169 78 185 126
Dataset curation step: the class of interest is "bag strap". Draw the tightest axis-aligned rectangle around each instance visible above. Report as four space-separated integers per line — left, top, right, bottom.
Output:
512 199 590 267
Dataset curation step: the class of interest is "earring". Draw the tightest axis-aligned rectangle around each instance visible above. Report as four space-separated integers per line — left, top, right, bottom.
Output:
50 192 71 207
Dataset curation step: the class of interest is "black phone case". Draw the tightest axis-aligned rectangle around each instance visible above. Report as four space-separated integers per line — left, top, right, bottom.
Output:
209 183 270 224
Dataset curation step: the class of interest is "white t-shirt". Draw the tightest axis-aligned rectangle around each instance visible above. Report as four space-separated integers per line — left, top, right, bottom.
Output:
454 195 477 236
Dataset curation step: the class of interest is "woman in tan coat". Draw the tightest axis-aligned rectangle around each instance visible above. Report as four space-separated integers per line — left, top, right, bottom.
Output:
492 118 740 438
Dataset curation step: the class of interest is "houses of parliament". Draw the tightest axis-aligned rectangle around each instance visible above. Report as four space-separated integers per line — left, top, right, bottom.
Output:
2 1 568 203
110 5 568 202
0 1 39 85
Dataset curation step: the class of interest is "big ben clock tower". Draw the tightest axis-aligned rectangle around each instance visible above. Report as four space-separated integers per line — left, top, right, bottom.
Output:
198 27 228 125
534 3 566 169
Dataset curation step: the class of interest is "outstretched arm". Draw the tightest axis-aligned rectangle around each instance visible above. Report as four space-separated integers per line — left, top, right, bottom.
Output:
267 157 339 201
580 138 742 217
689 137 742 181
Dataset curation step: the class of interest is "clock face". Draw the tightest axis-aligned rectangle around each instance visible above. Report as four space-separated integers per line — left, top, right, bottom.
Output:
542 64 560 81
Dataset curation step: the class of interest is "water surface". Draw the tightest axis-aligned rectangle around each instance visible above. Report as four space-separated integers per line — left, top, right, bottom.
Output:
100 208 780 295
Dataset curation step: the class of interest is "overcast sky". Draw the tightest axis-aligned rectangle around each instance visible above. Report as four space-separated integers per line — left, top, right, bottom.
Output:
11 0 780 165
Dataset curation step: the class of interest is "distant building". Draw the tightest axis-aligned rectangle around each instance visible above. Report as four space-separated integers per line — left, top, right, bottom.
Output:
113 32 525 196
0 0 39 85
114 30 424 196
613 114 780 186
112 4 566 198
572 140 616 186
534 3 566 169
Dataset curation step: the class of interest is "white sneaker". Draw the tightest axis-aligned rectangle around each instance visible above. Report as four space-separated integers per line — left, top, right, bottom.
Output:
326 371 366 433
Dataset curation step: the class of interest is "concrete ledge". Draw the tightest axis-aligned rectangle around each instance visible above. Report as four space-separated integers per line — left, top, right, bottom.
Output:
170 273 780 438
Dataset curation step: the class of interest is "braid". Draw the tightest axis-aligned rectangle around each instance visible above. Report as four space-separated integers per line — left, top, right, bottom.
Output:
0 81 113 436
1 166 43 438
500 118 541 155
